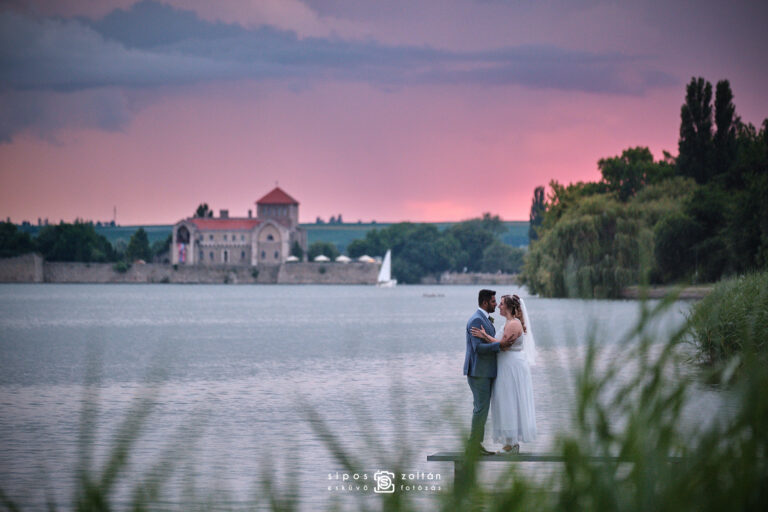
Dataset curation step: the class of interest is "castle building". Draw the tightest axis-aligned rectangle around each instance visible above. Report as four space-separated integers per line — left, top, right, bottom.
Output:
171 187 307 266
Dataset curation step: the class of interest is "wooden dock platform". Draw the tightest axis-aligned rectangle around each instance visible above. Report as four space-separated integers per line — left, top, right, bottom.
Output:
428 451 683 480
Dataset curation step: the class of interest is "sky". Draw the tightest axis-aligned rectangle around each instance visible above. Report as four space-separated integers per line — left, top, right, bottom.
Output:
0 0 766 225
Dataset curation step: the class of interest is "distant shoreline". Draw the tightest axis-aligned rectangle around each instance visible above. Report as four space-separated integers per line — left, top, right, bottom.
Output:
620 285 713 300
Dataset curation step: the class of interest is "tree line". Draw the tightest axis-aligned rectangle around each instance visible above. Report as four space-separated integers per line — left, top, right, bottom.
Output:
337 214 525 283
0 220 170 264
523 77 768 298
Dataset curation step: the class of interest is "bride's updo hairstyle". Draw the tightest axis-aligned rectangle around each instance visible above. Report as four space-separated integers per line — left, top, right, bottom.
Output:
502 294 527 333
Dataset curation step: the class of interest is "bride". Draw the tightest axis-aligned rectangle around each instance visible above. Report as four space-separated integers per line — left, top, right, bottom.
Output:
471 294 537 453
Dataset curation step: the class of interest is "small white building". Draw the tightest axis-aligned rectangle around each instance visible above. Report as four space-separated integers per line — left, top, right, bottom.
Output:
171 187 307 267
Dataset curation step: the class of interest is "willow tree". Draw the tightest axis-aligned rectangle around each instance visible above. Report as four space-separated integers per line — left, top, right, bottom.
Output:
522 178 696 298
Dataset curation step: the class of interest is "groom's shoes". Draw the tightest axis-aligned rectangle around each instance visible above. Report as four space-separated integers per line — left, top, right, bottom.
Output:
466 443 496 456
478 445 495 456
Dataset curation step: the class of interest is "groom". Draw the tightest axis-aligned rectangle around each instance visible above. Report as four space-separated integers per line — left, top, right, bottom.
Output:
463 289 513 455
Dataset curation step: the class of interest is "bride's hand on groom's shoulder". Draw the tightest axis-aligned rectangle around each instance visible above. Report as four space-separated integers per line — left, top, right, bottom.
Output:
470 325 487 340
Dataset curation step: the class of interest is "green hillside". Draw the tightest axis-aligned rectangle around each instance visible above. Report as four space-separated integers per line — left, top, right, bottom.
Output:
19 224 173 246
306 221 528 253
19 220 529 253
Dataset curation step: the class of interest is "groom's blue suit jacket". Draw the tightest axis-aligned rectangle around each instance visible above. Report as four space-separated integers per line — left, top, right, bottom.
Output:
463 310 500 378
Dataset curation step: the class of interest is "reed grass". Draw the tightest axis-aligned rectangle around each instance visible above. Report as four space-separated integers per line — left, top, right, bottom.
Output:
687 271 768 373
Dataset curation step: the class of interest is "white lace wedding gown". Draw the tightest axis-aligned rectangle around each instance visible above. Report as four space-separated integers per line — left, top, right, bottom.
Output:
491 331 537 445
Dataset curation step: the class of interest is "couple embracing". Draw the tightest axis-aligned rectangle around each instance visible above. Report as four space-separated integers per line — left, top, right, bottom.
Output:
463 289 537 455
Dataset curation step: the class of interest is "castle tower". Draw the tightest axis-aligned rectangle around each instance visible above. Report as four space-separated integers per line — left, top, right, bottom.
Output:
256 187 299 228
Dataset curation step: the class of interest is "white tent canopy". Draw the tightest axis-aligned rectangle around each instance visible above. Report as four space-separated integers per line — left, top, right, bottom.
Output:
335 255 351 263
286 255 299 262
313 254 331 262
357 255 375 263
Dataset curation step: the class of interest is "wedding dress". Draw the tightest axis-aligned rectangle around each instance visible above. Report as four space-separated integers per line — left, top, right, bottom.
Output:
490 300 537 446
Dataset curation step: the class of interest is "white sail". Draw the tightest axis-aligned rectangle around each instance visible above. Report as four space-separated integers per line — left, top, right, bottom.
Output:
377 249 397 287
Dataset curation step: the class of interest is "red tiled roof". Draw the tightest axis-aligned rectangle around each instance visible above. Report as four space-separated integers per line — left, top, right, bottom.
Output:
257 187 298 205
187 218 261 230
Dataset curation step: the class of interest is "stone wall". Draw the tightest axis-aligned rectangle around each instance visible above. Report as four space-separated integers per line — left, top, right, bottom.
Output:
0 255 379 284
420 272 519 285
276 262 379 284
0 253 44 282
42 261 271 284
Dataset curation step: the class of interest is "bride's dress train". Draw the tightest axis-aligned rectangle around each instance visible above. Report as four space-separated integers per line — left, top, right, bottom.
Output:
491 335 537 445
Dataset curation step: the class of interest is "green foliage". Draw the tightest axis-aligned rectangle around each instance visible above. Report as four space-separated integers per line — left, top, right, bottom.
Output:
723 122 768 271
714 80 738 177
36 221 117 263
598 146 675 201
541 180 608 229
0 222 35 258
523 188 679 297
444 213 504 272
112 261 131 273
480 241 525 274
688 271 768 374
390 223 455 283
307 241 339 261
194 203 213 218
684 184 730 282
346 238 369 258
151 234 171 261
345 214 519 283
526 77 767 295
126 227 152 262
290 240 304 260
529 186 545 241
653 211 701 283
678 77 714 183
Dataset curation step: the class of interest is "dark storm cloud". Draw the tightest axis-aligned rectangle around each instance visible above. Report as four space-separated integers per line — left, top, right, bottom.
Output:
1 0 673 93
0 89 131 143
0 0 675 141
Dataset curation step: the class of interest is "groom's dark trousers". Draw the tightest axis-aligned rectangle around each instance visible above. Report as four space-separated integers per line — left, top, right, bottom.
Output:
467 376 494 446
463 309 500 448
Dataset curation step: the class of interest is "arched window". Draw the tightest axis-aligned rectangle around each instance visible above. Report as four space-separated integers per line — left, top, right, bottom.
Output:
241 251 245 260
177 226 190 244
209 251 214 260
261 251 266 259
199 251 204 260
267 234 274 241
223 234 227 241
274 251 279 259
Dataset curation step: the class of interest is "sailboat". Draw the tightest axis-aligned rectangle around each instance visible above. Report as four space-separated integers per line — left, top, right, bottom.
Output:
377 249 397 287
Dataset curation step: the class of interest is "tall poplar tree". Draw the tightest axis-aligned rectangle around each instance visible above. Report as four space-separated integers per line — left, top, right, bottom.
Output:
528 186 545 242
678 77 713 183
713 79 738 182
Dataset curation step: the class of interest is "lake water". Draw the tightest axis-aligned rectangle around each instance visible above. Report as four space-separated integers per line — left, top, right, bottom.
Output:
0 284 720 509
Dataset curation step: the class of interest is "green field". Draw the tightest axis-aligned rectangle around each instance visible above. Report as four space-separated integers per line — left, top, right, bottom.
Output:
19 221 529 253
